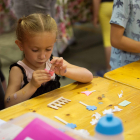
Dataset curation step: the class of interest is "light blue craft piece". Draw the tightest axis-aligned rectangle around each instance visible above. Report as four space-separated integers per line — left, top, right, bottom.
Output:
98 102 103 104
66 123 77 129
118 100 131 107
86 105 97 111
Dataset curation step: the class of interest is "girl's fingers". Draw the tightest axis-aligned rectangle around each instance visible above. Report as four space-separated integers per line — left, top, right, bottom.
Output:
34 72 51 76
50 57 64 71
60 64 67 70
38 74 51 78
50 57 58 64
34 70 50 75
50 64 55 71
51 57 63 65
37 75 51 81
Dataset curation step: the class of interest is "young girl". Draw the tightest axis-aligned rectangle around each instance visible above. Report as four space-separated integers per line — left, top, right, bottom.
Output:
5 13 93 108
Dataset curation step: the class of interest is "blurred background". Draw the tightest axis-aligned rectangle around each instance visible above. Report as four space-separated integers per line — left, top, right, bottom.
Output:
0 0 106 87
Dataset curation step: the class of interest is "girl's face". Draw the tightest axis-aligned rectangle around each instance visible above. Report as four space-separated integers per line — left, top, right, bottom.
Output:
18 32 56 70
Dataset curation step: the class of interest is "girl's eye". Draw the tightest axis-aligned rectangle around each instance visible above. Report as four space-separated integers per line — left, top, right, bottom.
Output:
32 50 38 52
46 49 51 51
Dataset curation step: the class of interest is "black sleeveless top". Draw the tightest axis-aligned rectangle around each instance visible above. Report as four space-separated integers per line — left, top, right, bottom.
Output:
101 0 113 2
9 55 61 99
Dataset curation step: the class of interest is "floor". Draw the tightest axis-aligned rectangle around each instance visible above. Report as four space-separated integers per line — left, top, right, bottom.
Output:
0 23 106 87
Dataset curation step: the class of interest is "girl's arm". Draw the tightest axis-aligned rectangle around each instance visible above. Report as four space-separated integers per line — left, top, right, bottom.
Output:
51 57 93 83
5 67 51 108
63 60 93 83
5 67 37 108
111 24 140 53
92 0 101 27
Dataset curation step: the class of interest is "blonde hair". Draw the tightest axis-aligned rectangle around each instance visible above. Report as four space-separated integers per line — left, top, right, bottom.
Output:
16 13 57 41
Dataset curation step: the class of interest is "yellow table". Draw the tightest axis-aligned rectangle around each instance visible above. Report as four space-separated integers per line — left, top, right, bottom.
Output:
104 60 140 90
0 77 140 139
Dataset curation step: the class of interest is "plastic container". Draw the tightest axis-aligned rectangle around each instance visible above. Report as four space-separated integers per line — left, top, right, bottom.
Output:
94 114 124 140
0 112 94 140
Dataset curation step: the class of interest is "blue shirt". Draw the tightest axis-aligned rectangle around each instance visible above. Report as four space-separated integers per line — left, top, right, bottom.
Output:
110 0 140 70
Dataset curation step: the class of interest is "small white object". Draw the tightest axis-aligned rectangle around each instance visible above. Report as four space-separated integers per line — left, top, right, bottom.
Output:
90 119 98 125
113 106 123 112
92 112 101 119
79 101 88 107
102 109 113 115
24 137 34 140
54 116 68 124
47 97 71 109
118 93 123 98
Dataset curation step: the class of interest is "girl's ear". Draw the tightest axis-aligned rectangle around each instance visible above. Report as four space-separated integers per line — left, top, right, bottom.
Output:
15 40 23 51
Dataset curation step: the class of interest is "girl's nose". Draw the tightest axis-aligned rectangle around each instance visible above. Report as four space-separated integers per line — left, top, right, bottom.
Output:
39 53 46 59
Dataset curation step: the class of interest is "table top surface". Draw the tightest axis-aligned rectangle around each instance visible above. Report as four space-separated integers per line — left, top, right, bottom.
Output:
104 60 140 90
0 77 140 140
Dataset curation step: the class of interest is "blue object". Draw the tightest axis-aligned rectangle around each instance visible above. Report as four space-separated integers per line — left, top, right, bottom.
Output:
95 70 108 77
86 105 97 111
95 114 123 135
66 123 77 129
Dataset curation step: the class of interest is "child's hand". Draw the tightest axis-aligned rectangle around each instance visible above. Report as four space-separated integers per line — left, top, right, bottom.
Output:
30 70 51 88
50 57 67 76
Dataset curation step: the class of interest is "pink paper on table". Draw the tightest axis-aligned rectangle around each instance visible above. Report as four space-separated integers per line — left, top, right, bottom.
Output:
81 91 93 96
14 118 75 140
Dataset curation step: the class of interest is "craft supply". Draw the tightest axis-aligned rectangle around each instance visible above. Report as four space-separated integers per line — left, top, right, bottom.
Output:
103 106 123 115
81 90 96 96
92 112 101 119
102 94 105 98
45 69 54 76
118 93 123 98
103 109 113 115
79 101 97 111
118 90 123 98
112 106 123 112
119 100 131 107
90 113 101 125
90 119 98 125
47 97 71 109
54 116 77 129
98 102 103 104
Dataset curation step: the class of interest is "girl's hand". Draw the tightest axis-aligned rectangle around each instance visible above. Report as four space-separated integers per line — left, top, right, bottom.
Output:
50 57 67 76
30 70 51 88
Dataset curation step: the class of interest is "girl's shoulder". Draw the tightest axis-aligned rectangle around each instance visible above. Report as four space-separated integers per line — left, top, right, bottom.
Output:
9 63 24 82
10 62 25 74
